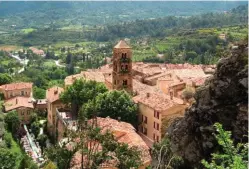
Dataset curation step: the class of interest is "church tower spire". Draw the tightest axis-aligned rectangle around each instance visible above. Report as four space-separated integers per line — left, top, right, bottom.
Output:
112 40 133 93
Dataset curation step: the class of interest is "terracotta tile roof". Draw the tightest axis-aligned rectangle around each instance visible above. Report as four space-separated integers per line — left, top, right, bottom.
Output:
173 69 206 79
133 92 184 112
82 71 106 83
0 82 32 91
192 77 208 86
46 86 64 103
93 117 151 166
114 40 131 49
105 75 112 84
70 117 151 169
169 81 186 87
29 47 45 55
4 96 34 111
64 73 84 86
133 79 160 95
165 63 203 69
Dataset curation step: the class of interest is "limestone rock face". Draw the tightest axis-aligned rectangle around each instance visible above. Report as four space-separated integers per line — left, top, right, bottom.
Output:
167 43 248 167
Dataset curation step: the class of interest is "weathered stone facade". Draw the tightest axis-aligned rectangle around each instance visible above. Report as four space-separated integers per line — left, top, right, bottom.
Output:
112 40 133 93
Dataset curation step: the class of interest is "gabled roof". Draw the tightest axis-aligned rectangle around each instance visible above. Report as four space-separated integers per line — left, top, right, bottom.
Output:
0 82 33 91
114 40 131 49
4 96 34 112
46 86 64 103
133 92 184 112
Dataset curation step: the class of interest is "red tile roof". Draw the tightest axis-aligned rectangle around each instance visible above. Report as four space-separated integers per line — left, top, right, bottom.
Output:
46 86 64 103
0 82 32 91
4 96 34 111
71 117 151 168
133 92 184 112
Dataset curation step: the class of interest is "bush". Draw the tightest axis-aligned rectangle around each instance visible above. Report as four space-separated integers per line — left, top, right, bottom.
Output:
4 111 20 133
202 123 248 169
3 132 12 148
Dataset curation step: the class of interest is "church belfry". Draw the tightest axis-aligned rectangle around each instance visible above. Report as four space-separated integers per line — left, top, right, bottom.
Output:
112 40 133 93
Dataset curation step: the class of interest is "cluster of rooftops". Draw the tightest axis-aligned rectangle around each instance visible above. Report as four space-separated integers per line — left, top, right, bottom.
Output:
0 40 216 168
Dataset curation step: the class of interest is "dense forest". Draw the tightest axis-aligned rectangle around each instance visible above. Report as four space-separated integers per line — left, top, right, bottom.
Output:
0 1 247 28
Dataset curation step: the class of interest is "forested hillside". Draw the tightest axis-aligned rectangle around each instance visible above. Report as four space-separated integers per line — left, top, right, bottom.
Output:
0 1 247 28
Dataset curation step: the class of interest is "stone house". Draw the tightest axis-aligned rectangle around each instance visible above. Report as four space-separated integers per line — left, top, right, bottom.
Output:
0 82 33 100
133 92 188 148
46 86 64 137
3 96 34 124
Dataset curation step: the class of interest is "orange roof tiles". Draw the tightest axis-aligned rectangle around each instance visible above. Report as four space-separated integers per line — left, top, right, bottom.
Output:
46 86 64 103
0 82 32 91
93 117 151 165
114 40 131 49
83 71 106 83
64 73 84 86
133 92 184 112
70 117 151 169
4 96 34 111
29 47 45 55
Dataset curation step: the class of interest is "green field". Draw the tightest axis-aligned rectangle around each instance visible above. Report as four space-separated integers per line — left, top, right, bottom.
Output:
44 60 56 67
21 28 37 34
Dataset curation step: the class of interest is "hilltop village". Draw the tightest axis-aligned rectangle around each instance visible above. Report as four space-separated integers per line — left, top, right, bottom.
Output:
0 40 216 168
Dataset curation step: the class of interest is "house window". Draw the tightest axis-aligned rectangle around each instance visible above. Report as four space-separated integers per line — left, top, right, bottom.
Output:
122 53 127 59
21 91 24 96
154 122 160 130
157 123 160 131
157 136 159 142
123 80 127 86
153 134 156 141
143 127 147 135
27 111 30 115
21 112 24 116
154 110 160 119
143 116 147 124
121 65 124 70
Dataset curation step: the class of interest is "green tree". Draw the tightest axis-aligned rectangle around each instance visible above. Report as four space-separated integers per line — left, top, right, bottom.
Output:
33 86 46 99
46 120 141 169
4 110 20 133
0 148 18 169
151 138 183 169
60 79 108 118
0 73 12 85
3 132 12 148
82 90 138 126
42 161 57 169
202 123 248 169
19 153 39 169
31 121 40 138
37 134 48 154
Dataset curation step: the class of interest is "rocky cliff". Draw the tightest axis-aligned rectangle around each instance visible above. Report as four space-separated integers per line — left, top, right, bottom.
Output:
167 43 248 168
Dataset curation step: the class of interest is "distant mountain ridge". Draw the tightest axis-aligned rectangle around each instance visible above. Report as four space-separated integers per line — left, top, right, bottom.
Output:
0 1 247 27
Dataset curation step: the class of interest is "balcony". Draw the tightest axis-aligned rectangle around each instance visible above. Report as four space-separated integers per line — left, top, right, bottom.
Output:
120 69 129 74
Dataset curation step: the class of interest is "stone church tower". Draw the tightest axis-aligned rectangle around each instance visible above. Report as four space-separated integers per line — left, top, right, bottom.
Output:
112 40 133 93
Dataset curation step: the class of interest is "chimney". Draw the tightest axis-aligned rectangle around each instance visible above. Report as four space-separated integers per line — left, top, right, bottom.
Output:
54 87 58 95
170 90 173 100
146 93 150 98
118 117 121 122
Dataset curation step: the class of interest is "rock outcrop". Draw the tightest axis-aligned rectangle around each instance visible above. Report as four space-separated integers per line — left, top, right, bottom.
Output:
167 43 248 167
